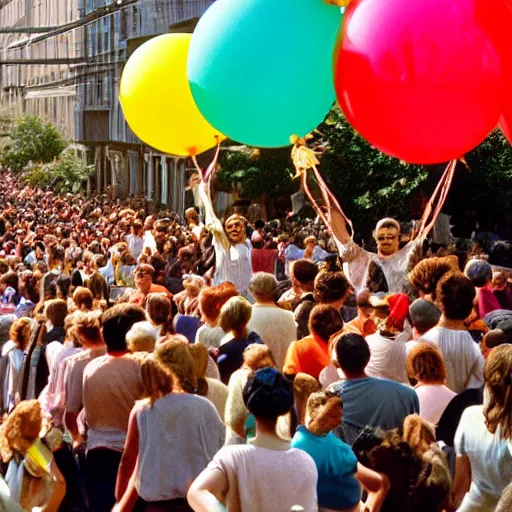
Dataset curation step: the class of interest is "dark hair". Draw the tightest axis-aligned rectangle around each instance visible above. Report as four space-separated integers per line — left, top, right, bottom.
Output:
409 299 441 335
56 275 71 299
314 271 351 303
243 368 294 420
484 329 508 349
291 259 318 285
0 271 18 291
436 272 475 321
465 259 493 288
334 332 371 374
308 304 343 342
101 303 146 352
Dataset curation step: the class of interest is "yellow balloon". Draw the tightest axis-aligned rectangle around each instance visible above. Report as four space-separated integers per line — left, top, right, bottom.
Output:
120 33 225 156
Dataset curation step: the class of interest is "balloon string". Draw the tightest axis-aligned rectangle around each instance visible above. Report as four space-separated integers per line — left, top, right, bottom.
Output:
416 159 456 239
190 138 222 200
291 139 354 239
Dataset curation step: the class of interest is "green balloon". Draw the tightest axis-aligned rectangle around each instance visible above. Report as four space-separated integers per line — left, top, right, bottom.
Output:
187 0 342 148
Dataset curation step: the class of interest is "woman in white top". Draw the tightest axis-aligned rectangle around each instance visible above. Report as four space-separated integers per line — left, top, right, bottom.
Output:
420 272 484 393
406 343 456 426
452 344 512 511
188 367 318 512
0 318 32 415
114 342 225 511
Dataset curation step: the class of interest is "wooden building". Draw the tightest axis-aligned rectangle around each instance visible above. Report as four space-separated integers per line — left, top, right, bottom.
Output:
0 0 213 214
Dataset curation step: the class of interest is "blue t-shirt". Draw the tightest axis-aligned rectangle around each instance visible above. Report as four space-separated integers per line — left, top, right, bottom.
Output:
291 425 360 509
329 377 419 445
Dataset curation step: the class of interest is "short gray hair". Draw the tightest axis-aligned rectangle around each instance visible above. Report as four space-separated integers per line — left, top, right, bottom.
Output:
249 272 277 298
410 299 441 335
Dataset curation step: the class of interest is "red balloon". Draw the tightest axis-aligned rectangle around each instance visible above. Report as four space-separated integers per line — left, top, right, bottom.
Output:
497 1 512 145
501 104 512 145
334 0 509 164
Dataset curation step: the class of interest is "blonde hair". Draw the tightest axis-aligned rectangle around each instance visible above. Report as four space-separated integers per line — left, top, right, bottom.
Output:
243 344 275 371
155 339 197 394
126 322 157 353
140 355 175 406
188 343 209 397
484 344 512 439
294 373 321 425
219 296 252 333
0 400 42 463
9 318 32 351
402 414 436 456
74 311 103 347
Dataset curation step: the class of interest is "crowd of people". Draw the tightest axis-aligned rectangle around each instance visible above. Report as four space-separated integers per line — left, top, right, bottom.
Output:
0 170 510 512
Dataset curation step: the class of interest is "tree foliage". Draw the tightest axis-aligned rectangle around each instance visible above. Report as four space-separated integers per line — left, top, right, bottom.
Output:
316 107 427 234
1 116 67 171
217 146 295 215
21 150 95 194
217 106 512 238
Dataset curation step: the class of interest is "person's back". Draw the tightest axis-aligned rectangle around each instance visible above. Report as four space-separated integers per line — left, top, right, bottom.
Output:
249 304 296 369
455 405 512 510
331 377 418 445
209 439 318 511
421 326 484 393
366 330 408 383
137 393 224 502
83 354 142 451
330 332 419 445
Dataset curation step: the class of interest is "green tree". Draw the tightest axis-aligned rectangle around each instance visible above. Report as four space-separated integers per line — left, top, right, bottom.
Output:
22 150 94 193
217 107 512 237
217 146 295 216
1 116 67 171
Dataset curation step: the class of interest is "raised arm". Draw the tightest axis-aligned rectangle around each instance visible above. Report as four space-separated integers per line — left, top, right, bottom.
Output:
197 181 229 251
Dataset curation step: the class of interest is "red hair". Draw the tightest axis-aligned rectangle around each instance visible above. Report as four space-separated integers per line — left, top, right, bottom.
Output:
199 282 238 323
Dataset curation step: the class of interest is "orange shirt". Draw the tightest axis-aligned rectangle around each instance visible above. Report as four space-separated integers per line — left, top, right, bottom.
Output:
283 335 330 379
328 314 377 356
129 283 173 307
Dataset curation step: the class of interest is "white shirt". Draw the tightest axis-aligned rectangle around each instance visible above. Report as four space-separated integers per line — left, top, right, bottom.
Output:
213 238 253 296
420 327 485 393
336 237 422 292
365 331 409 383
455 405 512 511
248 304 297 369
208 443 318 512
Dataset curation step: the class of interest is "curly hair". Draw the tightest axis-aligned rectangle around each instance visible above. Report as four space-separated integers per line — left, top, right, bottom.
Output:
140 354 175 406
9 317 32 351
406 343 447 384
74 311 103 347
155 339 197 394
243 344 276 371
483 344 512 439
408 256 459 299
199 282 238 324
0 400 42 463
313 271 351 304
436 271 476 321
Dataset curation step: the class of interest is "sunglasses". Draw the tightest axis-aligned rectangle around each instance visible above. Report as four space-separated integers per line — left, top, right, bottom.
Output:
377 235 398 242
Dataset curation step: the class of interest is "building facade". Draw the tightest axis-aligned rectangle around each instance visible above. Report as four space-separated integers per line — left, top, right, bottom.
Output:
0 0 213 214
